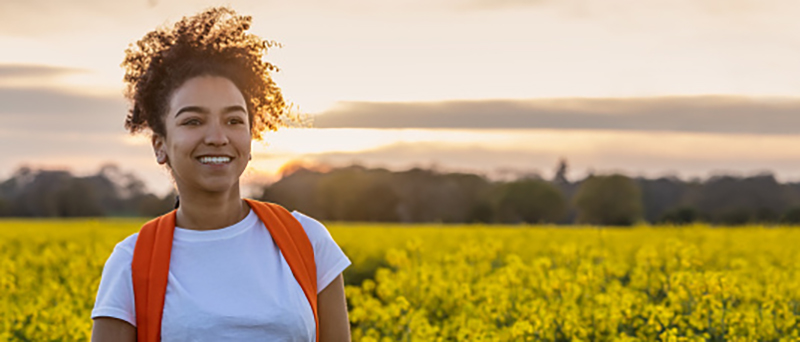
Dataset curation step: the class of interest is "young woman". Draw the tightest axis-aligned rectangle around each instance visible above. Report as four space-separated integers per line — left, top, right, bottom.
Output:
90 7 351 341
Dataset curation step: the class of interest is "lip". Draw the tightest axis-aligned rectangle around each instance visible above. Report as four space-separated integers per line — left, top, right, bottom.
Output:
195 155 236 168
195 154 235 159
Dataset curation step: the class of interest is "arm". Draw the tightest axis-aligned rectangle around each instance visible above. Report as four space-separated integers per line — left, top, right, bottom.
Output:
91 317 136 342
318 273 351 342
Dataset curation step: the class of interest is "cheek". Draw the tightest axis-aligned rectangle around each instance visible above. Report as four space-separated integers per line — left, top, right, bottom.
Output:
237 137 252 156
166 133 196 156
233 130 252 153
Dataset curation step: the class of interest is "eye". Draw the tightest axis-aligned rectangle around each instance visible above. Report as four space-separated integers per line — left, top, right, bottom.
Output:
182 118 201 126
228 117 245 125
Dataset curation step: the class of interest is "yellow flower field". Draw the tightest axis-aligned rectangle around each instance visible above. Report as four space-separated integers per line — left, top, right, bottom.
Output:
1 219 799 341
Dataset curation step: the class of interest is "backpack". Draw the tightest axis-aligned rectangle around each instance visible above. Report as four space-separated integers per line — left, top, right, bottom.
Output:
131 198 318 342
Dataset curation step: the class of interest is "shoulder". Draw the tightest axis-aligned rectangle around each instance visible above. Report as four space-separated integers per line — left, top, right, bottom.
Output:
248 199 334 246
114 232 140 257
97 232 139 280
290 210 333 243
290 210 322 228
289 210 351 292
100 232 140 269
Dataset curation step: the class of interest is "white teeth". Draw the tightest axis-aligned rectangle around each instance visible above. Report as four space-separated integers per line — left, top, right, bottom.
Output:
199 156 231 164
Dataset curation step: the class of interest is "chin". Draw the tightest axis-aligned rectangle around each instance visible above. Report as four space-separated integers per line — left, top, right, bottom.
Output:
196 178 240 194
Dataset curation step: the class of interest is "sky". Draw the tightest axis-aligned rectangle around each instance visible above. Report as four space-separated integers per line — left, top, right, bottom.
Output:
1 0 800 195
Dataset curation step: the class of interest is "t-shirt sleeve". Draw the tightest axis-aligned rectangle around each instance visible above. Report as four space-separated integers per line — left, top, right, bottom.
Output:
91 234 138 327
292 211 352 294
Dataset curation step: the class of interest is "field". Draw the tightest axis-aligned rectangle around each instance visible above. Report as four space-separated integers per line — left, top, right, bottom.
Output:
1 220 799 341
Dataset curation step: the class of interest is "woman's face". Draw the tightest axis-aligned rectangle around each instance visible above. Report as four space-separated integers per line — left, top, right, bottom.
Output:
152 75 251 195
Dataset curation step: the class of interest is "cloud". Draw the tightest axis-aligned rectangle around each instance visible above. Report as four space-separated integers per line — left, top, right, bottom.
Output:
0 64 86 78
4 85 799 137
0 85 128 138
0 86 124 116
313 96 800 135
304 138 800 182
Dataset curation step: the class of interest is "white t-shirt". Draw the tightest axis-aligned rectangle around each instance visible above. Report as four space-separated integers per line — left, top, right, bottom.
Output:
91 209 351 341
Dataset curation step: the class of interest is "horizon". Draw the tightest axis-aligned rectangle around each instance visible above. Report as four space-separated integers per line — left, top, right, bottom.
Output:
2 156 792 199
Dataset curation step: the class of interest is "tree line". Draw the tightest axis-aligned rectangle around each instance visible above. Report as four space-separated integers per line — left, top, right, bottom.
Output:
0 164 174 218
261 161 800 226
3 161 800 225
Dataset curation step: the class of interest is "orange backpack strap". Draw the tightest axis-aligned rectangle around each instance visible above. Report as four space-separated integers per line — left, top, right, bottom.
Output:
131 200 318 342
131 210 176 342
243 198 319 342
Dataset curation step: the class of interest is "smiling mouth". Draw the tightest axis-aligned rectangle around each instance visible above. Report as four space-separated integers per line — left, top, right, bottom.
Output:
197 156 233 164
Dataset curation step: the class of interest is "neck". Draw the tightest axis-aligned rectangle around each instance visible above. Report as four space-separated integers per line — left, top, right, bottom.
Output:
173 185 249 231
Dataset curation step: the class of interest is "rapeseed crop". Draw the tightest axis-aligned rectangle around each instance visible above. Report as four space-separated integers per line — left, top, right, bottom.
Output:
2 220 799 341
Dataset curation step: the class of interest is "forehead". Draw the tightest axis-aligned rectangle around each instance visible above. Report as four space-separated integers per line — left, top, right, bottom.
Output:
168 75 247 114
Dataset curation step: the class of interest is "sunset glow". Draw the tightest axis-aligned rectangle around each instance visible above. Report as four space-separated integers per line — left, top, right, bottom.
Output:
2 0 800 194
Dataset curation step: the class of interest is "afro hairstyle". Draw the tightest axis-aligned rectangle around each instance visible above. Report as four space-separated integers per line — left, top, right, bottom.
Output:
121 7 293 140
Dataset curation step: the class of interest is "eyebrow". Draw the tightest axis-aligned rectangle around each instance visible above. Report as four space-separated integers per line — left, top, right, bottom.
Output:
174 105 247 118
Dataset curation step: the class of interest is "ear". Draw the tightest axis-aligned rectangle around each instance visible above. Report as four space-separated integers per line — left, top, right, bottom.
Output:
152 134 168 165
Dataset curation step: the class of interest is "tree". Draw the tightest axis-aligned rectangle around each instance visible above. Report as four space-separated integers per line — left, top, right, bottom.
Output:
0 198 9 217
780 206 800 224
316 166 400 222
660 206 700 225
574 174 643 226
0 165 155 217
494 179 566 223
637 176 689 223
553 158 569 185
391 168 490 223
260 167 326 218
137 192 177 217
55 178 104 217
691 174 788 224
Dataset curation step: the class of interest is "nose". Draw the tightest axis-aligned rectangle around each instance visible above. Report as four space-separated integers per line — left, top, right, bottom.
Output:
204 121 229 146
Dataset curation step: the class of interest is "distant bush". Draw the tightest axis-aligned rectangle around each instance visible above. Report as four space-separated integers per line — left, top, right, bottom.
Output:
780 206 800 224
660 206 700 225
574 174 643 226
493 179 566 224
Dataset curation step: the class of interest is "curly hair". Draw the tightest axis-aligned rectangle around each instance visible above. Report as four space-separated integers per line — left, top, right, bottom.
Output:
122 7 289 140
